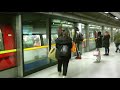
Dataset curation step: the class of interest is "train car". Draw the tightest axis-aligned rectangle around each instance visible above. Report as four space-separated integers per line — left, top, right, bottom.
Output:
0 25 16 71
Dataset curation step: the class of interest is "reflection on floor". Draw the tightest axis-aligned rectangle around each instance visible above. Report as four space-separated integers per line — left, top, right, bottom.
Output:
25 43 120 78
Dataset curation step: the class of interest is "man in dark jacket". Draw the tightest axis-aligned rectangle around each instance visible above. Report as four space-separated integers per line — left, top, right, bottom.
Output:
73 27 83 58
55 30 72 78
103 31 110 55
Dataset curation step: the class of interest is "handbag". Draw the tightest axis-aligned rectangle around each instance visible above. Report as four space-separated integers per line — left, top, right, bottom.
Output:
71 42 77 53
48 48 57 60
93 50 99 56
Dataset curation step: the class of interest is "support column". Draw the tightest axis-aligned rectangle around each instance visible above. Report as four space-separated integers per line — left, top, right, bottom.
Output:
101 26 105 35
46 18 51 51
110 27 113 42
85 24 89 52
16 15 24 77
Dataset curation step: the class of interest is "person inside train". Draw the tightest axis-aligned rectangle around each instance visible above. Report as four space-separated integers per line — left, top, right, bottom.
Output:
102 31 110 56
95 31 103 62
114 31 120 53
55 29 72 78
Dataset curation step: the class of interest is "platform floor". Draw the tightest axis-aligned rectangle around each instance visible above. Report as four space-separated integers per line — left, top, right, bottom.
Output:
25 43 120 78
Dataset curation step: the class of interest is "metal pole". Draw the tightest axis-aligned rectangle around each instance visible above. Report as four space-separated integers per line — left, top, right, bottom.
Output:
16 14 24 78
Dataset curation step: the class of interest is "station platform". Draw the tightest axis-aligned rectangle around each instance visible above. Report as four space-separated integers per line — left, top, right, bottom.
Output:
25 43 120 78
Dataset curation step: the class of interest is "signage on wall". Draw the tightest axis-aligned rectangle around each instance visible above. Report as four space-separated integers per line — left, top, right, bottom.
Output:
8 34 12 36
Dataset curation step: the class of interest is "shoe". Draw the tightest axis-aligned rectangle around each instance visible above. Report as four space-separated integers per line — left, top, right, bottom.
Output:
58 72 61 76
115 51 117 53
62 76 66 78
103 54 107 56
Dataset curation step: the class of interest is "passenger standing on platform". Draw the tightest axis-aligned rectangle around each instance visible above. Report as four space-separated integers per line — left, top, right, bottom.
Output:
73 27 83 58
55 29 72 78
103 31 110 56
114 32 120 53
95 32 103 62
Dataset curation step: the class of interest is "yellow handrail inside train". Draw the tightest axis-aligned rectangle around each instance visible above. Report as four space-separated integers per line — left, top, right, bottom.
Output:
0 49 16 54
0 38 96 54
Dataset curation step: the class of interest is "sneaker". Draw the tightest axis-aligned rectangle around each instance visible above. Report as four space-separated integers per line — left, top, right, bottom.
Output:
62 76 67 78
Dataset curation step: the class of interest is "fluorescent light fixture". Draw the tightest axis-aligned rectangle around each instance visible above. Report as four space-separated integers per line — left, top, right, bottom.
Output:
105 12 109 13
115 17 119 19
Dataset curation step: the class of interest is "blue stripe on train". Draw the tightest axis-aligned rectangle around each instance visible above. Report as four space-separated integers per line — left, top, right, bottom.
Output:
24 58 49 72
24 58 72 72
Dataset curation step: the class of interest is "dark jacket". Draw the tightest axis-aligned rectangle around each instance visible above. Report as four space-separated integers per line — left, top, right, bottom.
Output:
103 35 110 48
114 33 120 43
73 32 83 44
55 36 72 60
96 35 103 48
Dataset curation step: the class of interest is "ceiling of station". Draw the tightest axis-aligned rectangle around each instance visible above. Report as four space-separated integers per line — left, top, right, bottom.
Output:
110 12 120 19
22 12 120 28
67 12 120 27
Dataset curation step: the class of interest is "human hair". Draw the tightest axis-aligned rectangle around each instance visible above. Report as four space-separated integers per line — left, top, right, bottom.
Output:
104 31 109 35
98 32 101 36
62 30 70 38
58 27 63 37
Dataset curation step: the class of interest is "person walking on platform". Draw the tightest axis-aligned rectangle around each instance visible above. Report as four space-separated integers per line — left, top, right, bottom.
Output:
114 32 120 53
55 29 72 78
95 31 103 62
103 31 110 56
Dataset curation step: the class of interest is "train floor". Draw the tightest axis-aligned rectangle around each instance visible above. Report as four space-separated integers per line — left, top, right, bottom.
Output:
25 43 120 78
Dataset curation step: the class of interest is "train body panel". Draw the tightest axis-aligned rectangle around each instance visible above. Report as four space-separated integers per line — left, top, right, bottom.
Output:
0 25 16 71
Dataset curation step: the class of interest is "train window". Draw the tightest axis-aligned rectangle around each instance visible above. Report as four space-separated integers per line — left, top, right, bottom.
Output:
42 34 47 45
23 35 33 48
33 35 41 47
23 35 41 48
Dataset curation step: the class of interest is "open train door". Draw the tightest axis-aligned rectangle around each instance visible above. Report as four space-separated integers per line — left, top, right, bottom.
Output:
0 25 16 71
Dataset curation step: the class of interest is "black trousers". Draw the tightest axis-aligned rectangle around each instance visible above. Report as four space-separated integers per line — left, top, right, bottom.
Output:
105 47 109 54
75 42 82 55
58 58 69 76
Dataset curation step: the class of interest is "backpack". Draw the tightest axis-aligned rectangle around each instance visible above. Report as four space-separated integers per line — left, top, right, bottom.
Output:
76 33 84 42
60 45 69 56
